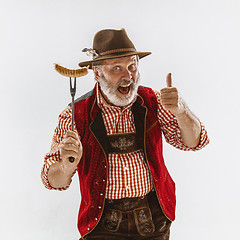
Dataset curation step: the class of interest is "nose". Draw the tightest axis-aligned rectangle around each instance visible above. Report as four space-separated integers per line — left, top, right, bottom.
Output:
122 68 132 80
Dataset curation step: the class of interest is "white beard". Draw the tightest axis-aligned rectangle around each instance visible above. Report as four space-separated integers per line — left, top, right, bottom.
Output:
98 74 140 107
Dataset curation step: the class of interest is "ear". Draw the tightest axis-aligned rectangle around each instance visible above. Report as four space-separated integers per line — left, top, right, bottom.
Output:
92 66 101 80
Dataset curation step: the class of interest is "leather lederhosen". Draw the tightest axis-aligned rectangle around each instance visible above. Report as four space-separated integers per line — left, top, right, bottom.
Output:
82 189 171 240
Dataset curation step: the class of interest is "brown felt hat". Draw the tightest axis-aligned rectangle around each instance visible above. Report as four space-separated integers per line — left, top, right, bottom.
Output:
78 28 151 69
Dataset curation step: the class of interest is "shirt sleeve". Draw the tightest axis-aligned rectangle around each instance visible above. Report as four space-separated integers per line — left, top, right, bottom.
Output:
153 90 209 151
41 105 77 190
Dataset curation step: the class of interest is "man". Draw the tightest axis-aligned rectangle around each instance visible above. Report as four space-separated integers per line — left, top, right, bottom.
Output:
41 28 209 240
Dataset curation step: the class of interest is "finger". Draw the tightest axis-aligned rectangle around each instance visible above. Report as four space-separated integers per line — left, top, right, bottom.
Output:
62 143 80 152
160 88 178 97
60 142 82 154
160 91 178 99
166 73 172 87
160 98 178 105
62 138 81 151
161 104 174 111
61 149 78 159
65 130 80 141
64 137 80 145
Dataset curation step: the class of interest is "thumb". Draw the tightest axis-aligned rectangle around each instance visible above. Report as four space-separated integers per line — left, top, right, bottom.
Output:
166 73 172 87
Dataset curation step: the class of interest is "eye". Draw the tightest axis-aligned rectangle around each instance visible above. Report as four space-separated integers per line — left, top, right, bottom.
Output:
129 64 137 71
113 66 121 71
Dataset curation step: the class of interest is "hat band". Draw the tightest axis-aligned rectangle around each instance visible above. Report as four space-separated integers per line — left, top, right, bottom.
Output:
93 48 136 59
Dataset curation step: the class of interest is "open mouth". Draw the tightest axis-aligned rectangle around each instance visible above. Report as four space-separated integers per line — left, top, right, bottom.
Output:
117 83 131 95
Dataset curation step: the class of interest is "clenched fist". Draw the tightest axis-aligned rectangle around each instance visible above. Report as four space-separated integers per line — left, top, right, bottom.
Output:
48 130 83 188
160 73 185 116
59 130 83 166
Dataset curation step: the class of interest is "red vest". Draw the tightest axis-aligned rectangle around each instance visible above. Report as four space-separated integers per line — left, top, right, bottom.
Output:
74 84 176 237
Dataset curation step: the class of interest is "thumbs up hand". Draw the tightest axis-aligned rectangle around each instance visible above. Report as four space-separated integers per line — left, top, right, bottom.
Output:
160 73 185 116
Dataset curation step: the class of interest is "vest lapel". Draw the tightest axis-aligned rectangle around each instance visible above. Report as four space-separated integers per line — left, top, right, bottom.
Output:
132 100 147 152
90 111 110 156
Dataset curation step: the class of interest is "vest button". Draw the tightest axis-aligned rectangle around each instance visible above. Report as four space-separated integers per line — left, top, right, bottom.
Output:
87 228 90 231
95 218 98 221
100 193 103 196
103 179 106 182
98 206 102 209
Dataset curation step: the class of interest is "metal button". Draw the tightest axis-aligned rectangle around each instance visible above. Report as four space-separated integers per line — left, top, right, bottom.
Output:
95 218 98 221
98 206 102 209
103 179 106 182
87 228 90 231
100 193 103 196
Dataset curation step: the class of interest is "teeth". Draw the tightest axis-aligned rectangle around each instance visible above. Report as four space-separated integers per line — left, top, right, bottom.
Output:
120 83 131 87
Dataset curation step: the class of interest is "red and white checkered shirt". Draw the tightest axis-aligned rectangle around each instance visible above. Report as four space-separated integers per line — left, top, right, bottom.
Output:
41 84 209 199
96 86 153 199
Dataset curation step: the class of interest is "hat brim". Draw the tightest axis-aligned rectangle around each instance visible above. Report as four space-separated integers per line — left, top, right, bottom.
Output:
78 51 151 69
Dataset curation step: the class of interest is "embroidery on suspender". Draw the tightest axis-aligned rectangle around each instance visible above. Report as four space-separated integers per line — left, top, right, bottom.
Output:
108 133 140 154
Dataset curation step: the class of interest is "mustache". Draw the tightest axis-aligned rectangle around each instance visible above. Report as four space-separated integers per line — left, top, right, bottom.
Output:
116 79 134 88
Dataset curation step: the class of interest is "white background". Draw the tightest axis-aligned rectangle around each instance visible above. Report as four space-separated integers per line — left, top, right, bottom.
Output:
1 0 240 239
